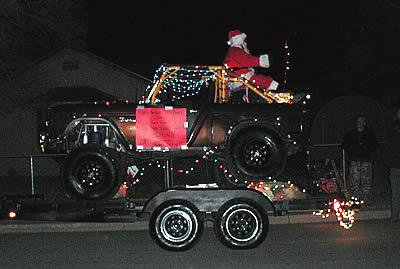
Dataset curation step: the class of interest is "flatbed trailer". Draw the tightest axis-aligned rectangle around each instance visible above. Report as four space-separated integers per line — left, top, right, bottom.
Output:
1 186 294 251
0 194 138 222
2 182 355 252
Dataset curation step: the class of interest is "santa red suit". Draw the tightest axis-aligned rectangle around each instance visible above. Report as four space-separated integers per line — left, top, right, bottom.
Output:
223 30 278 91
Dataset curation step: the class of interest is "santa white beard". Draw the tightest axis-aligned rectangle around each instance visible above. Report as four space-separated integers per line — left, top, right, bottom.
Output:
242 42 250 54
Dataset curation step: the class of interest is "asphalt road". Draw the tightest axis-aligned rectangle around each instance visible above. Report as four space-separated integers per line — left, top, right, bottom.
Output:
0 219 398 269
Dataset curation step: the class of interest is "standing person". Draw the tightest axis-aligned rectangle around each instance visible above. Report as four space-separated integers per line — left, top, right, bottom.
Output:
342 115 378 202
382 107 400 222
223 30 279 91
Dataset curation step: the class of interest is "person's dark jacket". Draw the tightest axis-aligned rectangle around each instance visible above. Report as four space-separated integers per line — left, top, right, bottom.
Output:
342 127 378 161
382 130 400 169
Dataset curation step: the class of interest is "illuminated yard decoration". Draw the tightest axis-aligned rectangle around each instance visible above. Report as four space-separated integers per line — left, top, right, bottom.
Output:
313 197 364 230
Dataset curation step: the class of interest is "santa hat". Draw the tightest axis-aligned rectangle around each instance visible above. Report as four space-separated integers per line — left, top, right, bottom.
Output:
227 30 247 46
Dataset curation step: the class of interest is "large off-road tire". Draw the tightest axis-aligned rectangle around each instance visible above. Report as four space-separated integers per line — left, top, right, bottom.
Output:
214 199 269 249
149 201 203 251
215 129 287 188
62 145 125 201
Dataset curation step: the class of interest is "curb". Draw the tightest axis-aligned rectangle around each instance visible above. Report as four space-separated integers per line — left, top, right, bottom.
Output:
0 209 391 234
269 209 391 225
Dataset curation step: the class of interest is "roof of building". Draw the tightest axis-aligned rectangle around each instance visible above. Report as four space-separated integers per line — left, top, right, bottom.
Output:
0 47 150 112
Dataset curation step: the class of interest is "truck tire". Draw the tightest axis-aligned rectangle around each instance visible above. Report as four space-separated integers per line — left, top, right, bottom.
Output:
214 199 269 249
216 129 287 187
62 145 124 201
149 201 203 251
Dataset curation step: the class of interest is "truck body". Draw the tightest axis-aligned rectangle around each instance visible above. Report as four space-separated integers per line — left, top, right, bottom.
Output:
38 65 311 200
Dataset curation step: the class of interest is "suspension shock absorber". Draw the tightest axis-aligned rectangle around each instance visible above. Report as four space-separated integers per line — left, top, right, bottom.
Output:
105 126 110 147
83 124 89 144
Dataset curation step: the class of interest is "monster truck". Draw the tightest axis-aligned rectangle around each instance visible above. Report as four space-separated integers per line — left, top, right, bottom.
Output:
38 65 310 201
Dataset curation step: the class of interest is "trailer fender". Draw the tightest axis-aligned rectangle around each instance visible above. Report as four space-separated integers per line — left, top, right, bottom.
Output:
142 188 275 218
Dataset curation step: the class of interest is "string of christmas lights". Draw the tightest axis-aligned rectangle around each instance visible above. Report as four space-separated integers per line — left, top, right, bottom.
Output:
249 180 307 201
143 65 217 103
283 40 290 90
127 148 217 186
141 64 297 105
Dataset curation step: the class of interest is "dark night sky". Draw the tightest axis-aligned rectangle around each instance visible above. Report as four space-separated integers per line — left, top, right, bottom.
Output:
87 1 400 104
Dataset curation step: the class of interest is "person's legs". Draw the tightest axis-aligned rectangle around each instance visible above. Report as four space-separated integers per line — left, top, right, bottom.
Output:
249 74 277 90
350 161 362 198
390 168 400 222
360 161 372 201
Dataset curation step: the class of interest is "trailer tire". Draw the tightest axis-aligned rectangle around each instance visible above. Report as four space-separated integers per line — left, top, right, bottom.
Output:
62 145 124 201
149 201 203 251
214 199 268 249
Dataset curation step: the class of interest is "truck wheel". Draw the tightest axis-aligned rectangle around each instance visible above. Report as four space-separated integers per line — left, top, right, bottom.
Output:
214 200 269 249
149 201 203 251
218 129 287 187
62 145 124 201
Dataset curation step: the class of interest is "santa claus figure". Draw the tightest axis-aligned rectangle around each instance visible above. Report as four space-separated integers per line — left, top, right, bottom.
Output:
224 30 279 91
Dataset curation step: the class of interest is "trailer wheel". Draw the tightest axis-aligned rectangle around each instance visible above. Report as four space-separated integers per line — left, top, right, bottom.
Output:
149 201 203 251
62 145 124 201
214 200 268 249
